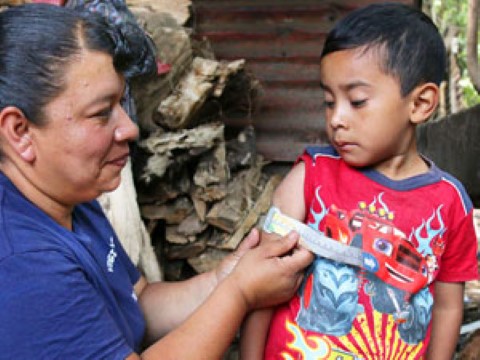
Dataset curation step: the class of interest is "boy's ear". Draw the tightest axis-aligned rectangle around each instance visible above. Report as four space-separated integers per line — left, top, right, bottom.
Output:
409 82 439 124
0 106 36 162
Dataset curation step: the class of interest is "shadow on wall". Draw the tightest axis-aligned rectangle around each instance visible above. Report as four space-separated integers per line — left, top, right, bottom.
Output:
417 104 480 207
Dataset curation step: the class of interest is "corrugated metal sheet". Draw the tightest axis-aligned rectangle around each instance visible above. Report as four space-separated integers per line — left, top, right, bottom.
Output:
191 0 415 162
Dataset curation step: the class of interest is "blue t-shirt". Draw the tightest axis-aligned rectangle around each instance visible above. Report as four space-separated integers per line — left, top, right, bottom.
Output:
0 173 145 359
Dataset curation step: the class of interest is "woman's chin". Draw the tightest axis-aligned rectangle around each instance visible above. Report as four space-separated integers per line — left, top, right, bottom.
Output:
99 176 122 195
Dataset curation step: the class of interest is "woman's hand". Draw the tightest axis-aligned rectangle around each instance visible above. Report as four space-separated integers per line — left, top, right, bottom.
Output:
215 228 261 284
225 231 313 311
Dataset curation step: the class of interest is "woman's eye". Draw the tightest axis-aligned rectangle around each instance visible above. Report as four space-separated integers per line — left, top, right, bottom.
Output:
351 99 367 107
92 108 112 119
323 100 335 109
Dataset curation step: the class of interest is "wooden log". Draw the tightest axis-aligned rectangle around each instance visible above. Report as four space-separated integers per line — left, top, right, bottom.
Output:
205 157 265 233
191 195 207 222
163 259 188 281
138 122 224 184
130 10 193 132
205 196 245 233
156 58 246 130
177 212 209 236
187 248 231 274
165 233 208 260
458 329 480 359
98 159 162 282
140 196 193 224
219 174 282 250
193 143 228 188
127 0 192 25
165 225 189 245
191 184 227 203
226 125 257 172
157 57 218 130
207 228 229 248
136 167 191 205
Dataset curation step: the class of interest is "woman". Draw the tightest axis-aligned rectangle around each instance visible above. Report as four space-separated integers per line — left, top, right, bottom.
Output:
0 4 313 359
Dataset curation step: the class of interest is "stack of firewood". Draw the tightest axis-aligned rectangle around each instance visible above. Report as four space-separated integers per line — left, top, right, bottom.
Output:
130 4 280 280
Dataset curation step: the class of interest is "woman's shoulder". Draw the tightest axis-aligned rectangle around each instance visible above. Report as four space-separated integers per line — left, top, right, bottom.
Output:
0 183 74 260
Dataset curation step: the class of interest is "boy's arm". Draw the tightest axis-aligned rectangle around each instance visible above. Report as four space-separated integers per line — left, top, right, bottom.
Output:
273 161 307 219
240 308 274 360
239 230 293 359
240 162 308 358
426 281 465 360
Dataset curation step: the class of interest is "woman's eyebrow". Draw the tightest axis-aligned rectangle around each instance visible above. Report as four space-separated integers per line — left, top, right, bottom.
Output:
85 83 126 108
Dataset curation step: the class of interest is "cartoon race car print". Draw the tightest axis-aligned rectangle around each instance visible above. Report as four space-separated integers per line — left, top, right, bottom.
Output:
324 203 429 295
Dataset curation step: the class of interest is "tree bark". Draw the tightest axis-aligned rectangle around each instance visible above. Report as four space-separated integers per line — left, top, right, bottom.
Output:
98 159 162 282
466 0 480 92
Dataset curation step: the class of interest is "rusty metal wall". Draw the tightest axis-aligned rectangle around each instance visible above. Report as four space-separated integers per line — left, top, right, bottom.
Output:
191 0 415 162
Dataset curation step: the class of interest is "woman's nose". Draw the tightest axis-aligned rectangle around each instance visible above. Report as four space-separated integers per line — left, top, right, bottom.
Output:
115 106 139 142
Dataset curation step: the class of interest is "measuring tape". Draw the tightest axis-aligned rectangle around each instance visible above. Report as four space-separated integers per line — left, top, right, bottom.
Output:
263 206 364 267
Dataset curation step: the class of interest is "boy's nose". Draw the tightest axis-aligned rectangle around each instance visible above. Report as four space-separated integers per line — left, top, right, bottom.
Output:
329 107 348 128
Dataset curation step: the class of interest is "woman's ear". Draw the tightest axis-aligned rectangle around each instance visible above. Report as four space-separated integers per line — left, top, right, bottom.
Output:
0 106 36 162
409 82 440 125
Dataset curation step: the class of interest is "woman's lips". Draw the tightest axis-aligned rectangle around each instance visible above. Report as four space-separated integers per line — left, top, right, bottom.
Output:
107 153 129 167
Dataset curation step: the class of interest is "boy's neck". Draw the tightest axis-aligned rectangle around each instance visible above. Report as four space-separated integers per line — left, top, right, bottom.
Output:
373 152 429 181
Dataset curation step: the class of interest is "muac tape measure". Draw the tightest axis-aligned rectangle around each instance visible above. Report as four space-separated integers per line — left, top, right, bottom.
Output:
263 206 364 267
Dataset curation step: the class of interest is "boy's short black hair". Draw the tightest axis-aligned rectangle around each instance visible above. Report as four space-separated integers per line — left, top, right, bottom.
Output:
321 2 446 96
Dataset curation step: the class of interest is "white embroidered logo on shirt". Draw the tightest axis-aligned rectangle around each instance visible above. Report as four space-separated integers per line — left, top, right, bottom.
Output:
106 236 117 273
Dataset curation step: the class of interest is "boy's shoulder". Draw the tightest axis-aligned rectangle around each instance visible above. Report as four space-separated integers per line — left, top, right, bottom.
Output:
431 162 474 214
297 145 342 173
299 147 473 214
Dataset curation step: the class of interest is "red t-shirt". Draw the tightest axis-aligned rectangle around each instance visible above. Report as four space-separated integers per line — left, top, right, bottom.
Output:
264 146 478 360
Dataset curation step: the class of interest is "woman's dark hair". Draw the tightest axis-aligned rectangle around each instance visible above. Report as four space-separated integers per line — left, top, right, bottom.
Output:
321 3 447 96
0 3 153 125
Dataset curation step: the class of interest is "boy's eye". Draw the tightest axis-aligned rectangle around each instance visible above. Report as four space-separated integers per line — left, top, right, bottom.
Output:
351 99 367 107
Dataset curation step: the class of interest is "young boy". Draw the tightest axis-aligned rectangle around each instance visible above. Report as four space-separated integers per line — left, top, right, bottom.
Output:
240 3 478 359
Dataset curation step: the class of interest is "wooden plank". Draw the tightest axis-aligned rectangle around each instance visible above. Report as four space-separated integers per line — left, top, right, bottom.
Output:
219 174 283 250
223 111 327 133
222 110 328 162
195 21 334 38
256 85 325 113
197 37 325 61
246 61 322 84
255 134 323 162
194 13 340 37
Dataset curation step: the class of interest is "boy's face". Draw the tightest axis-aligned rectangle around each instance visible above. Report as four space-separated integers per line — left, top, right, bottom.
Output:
320 47 417 172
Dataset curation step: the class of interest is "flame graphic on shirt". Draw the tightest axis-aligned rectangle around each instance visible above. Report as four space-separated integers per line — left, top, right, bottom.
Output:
282 310 424 359
282 320 331 359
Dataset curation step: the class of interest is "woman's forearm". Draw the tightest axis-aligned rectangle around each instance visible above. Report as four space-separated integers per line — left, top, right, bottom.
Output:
142 275 248 360
139 270 218 342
